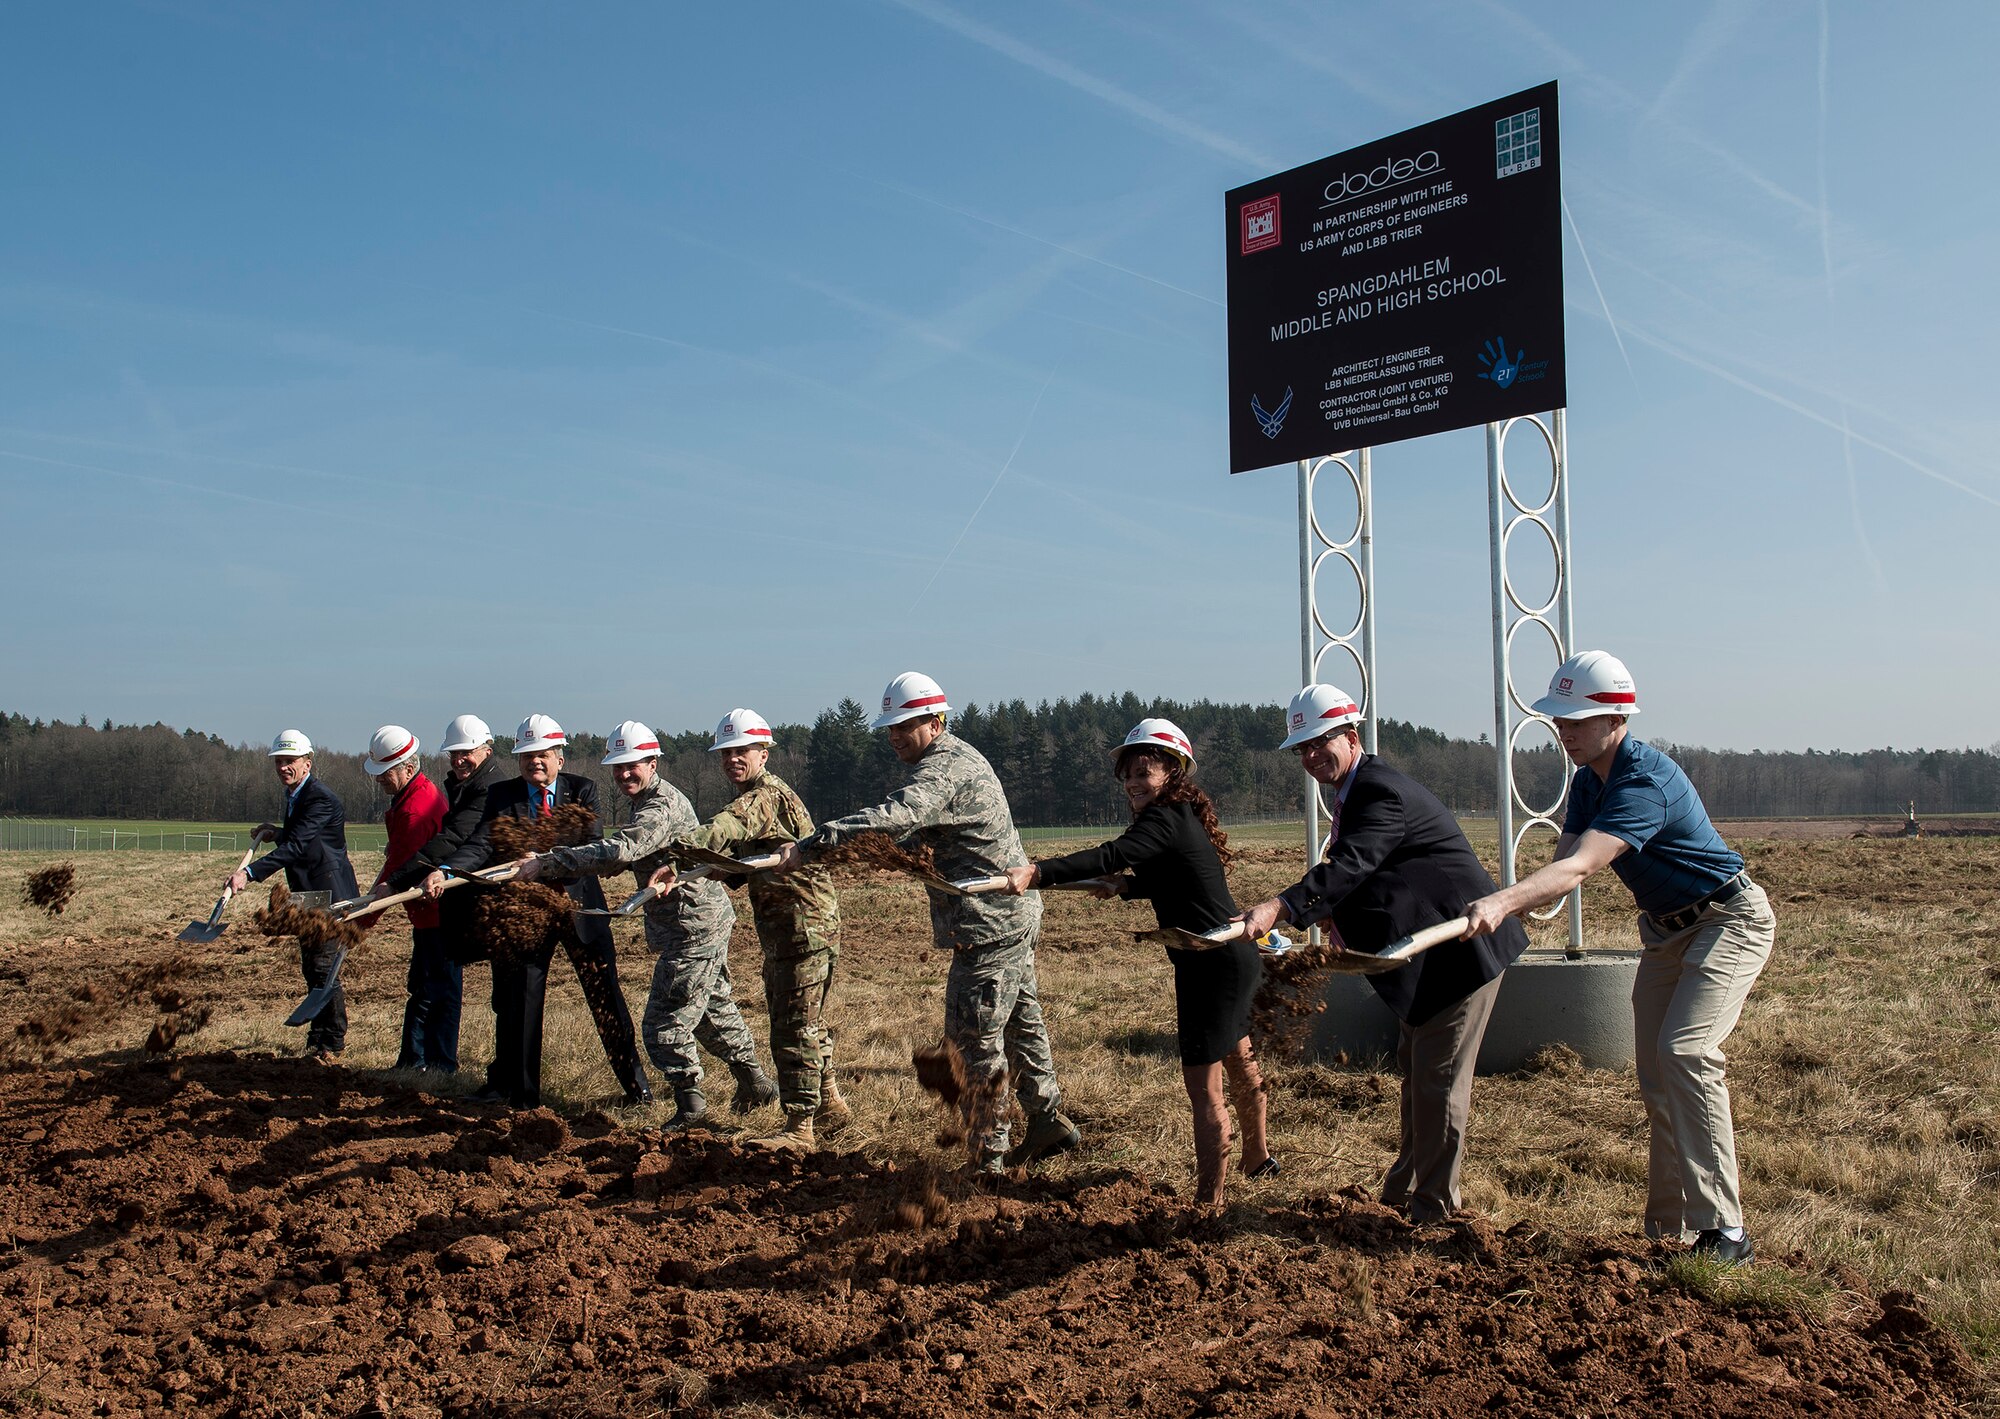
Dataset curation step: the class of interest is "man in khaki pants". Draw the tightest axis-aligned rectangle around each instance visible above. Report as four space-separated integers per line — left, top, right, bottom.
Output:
1462 651 1775 1264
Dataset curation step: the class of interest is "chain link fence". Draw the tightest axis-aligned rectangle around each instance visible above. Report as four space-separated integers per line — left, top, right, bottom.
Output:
0 819 387 852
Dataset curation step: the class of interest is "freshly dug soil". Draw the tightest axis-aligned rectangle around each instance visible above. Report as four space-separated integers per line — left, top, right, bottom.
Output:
0 1052 1976 1418
1250 927 1352 1057
467 881 579 962
912 1038 1015 1159
488 802 598 860
22 863 77 917
248 883 370 954
819 832 937 880
5 954 199 1065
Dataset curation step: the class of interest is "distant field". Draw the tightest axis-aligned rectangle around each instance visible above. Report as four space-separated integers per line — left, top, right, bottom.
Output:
0 817 389 852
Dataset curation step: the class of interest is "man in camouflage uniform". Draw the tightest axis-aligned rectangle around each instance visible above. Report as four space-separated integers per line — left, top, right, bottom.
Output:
518 720 776 1128
775 672 1080 1173
654 708 843 1152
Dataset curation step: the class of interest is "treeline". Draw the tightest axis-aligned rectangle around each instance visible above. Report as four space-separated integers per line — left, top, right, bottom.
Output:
2 705 1996 830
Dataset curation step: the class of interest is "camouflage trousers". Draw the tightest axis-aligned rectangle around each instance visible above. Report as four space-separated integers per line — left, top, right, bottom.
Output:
945 930 1063 1158
763 947 836 1115
640 929 759 1087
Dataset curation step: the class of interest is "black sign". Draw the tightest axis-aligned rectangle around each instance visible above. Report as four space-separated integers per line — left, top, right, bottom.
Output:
1223 82 1564 472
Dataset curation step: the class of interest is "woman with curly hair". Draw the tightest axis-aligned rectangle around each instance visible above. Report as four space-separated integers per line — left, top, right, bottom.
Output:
1003 718 1273 1205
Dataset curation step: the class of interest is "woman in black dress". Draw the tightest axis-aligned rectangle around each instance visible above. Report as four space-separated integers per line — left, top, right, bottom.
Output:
1002 718 1272 1205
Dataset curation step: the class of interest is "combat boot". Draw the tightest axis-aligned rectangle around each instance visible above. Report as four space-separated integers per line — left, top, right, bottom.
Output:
816 1066 852 1137
668 1084 709 1131
729 1063 779 1113
1003 1110 1081 1169
747 1111 816 1153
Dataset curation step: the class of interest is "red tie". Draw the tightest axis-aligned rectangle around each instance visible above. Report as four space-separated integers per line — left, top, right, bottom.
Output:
538 787 553 819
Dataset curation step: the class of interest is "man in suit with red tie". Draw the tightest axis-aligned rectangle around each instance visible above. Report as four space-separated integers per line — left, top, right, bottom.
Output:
1238 685 1528 1222
460 714 652 1109
228 728 359 1059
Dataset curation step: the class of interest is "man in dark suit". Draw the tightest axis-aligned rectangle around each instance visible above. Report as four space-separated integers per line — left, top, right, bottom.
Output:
1239 685 1529 1222
452 714 652 1109
227 729 360 1059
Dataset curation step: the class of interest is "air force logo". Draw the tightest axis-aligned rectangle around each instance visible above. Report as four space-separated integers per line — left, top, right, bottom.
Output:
1252 387 1293 439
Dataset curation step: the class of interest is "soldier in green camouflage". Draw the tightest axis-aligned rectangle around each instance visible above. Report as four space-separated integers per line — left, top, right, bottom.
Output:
518 719 776 1128
773 672 1080 1173
650 708 843 1153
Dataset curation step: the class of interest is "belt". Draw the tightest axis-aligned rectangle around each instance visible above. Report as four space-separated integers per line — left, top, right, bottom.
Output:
1648 872 1750 934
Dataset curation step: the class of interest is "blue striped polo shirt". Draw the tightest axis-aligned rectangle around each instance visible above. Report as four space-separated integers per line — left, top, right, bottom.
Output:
1562 735 1742 916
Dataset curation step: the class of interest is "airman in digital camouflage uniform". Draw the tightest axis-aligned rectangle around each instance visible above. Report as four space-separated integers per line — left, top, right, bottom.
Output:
775 673 1080 1173
656 709 843 1152
520 720 776 1129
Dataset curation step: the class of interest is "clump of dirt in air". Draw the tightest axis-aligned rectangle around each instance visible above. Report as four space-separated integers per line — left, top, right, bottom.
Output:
249 883 369 953
23 863 78 917
1250 927 1352 1057
817 832 936 880
465 804 599 961
912 1038 1013 1161
488 803 598 860
5 954 197 1065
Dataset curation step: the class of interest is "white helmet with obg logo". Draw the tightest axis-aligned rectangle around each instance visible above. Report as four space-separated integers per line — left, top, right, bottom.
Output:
268 729 313 758
1278 684 1362 751
364 725 420 776
1114 717 1196 771
602 720 661 765
440 714 493 752
711 709 773 752
515 714 567 755
872 671 951 730
1532 651 1640 720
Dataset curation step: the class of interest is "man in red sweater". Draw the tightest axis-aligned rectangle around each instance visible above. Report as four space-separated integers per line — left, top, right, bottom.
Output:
365 726 452 1072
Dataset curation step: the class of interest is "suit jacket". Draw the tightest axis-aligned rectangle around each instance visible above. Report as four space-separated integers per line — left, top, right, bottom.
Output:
454 771 614 957
246 776 360 898
1278 754 1528 1026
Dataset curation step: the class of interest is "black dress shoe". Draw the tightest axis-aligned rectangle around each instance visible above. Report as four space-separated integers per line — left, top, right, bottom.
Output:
1246 1156 1281 1180
468 1084 507 1104
1691 1229 1754 1265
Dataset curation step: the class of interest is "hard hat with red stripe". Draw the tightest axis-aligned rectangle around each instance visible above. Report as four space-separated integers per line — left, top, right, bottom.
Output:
710 708 774 752
1278 684 1362 751
440 714 493 752
602 720 661 765
364 725 421 777
1114 717 1196 771
1532 651 1641 720
515 714 567 755
872 671 952 730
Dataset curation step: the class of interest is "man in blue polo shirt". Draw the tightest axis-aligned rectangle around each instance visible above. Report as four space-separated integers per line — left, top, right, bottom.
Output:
1460 651 1774 1265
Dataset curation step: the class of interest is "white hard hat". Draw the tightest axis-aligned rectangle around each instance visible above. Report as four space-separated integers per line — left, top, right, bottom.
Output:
1114 717 1196 770
1279 684 1362 751
515 713 567 755
364 725 420 776
711 708 773 752
1531 651 1640 720
602 720 661 766
268 729 313 758
872 671 952 730
440 714 493 752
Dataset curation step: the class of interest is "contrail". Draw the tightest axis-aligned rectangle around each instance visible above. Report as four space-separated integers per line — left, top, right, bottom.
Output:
1561 194 1633 380
915 357 1063 603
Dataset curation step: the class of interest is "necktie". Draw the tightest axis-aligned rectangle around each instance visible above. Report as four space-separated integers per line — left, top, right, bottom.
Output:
538 787 553 819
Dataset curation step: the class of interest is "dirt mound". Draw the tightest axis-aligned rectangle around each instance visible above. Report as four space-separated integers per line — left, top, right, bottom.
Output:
0 1052 1976 1417
818 831 937 879
21 863 77 917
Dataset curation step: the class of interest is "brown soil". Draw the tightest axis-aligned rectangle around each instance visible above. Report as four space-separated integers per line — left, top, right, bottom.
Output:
818 831 938 880
1249 925 1355 1059
911 1038 1014 1158
467 881 580 962
488 802 598 860
0 1051 1974 1418
5 954 203 1066
248 883 370 954
22 863 77 917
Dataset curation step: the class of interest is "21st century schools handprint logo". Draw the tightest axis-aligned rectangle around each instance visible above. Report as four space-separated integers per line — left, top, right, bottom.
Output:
1477 337 1548 391
1252 386 1294 439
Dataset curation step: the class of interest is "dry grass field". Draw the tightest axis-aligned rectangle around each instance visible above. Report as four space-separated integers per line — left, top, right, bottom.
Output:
0 829 1993 1414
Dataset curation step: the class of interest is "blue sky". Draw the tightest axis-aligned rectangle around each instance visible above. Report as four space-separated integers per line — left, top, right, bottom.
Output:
4 2 1995 755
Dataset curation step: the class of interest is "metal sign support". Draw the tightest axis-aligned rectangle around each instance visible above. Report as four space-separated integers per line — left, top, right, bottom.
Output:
1298 450 1378 884
1485 410 1583 953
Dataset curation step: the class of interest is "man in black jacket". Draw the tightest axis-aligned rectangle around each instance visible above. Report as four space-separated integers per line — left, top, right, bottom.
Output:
375 713 506 1073
448 714 652 1109
227 729 360 1059
1239 685 1528 1222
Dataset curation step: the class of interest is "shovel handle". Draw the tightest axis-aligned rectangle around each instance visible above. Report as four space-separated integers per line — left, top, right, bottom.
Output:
1383 916 1471 960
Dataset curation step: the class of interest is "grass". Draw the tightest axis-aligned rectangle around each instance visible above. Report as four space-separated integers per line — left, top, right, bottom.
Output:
0 816 389 851
1 830 1996 1371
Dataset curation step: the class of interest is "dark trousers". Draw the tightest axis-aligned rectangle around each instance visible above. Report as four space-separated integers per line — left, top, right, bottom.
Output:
396 926 462 1072
486 933 648 1106
299 937 347 1053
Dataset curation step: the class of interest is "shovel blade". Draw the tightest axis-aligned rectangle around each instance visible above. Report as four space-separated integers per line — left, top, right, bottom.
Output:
177 921 227 943
284 945 348 1027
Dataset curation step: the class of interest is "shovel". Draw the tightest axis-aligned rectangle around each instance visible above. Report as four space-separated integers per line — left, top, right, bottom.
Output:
671 845 786 874
1315 916 1469 976
334 862 524 923
284 944 347 1027
1039 877 1122 894
915 870 1013 896
1134 921 1251 952
178 843 261 943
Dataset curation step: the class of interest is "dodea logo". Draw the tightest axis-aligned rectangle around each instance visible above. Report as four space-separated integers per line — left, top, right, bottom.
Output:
1321 151 1441 206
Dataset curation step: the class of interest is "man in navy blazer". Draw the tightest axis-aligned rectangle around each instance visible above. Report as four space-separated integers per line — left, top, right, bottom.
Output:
227 729 360 1058
1240 685 1528 1222
452 714 652 1110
